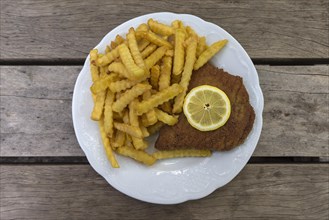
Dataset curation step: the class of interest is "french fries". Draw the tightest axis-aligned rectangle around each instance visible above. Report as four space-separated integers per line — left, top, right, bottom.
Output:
159 56 172 91
173 29 185 75
104 90 115 137
116 146 156 166
89 18 226 167
173 37 198 114
154 108 178 126
99 118 119 168
129 100 148 150
150 65 160 90
144 46 167 70
141 90 158 126
114 122 143 138
135 84 183 115
148 18 175 36
136 31 173 48
141 44 157 59
194 39 228 70
118 44 145 80
153 150 211 159
109 79 138 93
112 83 151 113
91 90 106 121
90 49 100 82
127 27 145 69
97 46 120 66
196 36 207 57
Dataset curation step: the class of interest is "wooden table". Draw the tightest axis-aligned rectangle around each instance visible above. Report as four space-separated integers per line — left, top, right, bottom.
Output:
1 0 328 219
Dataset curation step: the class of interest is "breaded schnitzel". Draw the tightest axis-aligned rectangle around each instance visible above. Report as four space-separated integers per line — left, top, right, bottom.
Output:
155 63 255 151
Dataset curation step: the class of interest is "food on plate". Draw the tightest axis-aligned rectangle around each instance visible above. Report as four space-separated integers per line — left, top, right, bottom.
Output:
155 63 255 151
194 39 228 70
153 149 212 159
134 84 183 115
172 36 198 114
183 85 231 131
173 28 186 75
116 146 156 166
89 18 233 167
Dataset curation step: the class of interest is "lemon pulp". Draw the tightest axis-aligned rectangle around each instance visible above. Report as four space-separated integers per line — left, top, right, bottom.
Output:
183 85 231 131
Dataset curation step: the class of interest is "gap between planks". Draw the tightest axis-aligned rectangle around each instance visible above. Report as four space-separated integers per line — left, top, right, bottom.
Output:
0 156 327 164
0 58 328 66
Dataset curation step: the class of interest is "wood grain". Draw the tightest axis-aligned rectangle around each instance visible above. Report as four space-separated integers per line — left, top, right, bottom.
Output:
0 65 328 157
1 0 328 60
0 164 328 220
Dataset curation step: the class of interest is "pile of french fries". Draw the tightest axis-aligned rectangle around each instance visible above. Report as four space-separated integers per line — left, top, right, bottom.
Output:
89 19 228 167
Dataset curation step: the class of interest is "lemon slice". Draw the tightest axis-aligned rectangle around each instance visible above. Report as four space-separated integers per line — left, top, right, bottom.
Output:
183 85 231 131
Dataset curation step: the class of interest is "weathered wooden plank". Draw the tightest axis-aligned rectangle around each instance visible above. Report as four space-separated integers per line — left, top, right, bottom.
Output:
0 65 328 157
0 0 328 59
0 66 83 156
0 164 328 219
256 65 329 156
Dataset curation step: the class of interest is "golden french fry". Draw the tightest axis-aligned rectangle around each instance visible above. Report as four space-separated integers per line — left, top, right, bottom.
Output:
104 90 115 138
114 122 143 138
122 109 129 124
90 49 98 64
141 44 157 59
141 113 157 127
90 49 100 82
99 66 108 78
154 108 178 126
136 23 149 32
112 130 126 148
90 74 118 94
148 18 175 36
159 56 172 91
194 39 228 70
107 62 133 79
144 46 167 70
111 41 118 50
96 46 120 66
173 37 198 114
118 44 145 80
116 146 156 166
130 131 147 149
99 118 119 168
196 36 207 57
186 26 198 38
173 29 186 75
91 90 106 121
105 45 111 53
109 79 138 93
164 49 174 57
129 100 147 150
135 84 183 115
127 27 145 69
124 134 134 148
153 149 211 160
112 83 151 112
139 124 150 137
141 91 158 126
150 65 160 90
115 34 125 45
138 39 150 52
136 31 172 48
147 121 164 135
171 20 184 29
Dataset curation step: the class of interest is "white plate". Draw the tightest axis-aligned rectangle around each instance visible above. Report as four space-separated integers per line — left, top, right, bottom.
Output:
72 12 264 204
